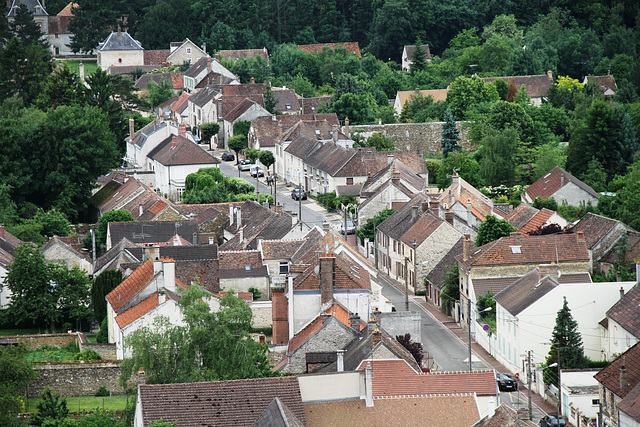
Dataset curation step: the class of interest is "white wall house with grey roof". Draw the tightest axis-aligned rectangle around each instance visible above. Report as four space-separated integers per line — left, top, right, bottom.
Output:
493 277 636 379
97 30 144 70
126 120 178 169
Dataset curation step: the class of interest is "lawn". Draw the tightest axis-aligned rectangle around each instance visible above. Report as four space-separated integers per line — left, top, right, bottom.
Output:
25 395 130 413
58 59 99 76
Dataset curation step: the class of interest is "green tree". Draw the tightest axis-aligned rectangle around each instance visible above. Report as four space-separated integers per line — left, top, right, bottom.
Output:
364 133 395 151
263 85 278 114
446 76 499 120
54 264 92 329
0 38 53 105
9 4 46 46
477 128 518 186
91 270 123 322
435 151 483 190
357 208 395 245
245 148 260 163
35 62 82 110
228 134 248 165
146 79 173 110
440 108 459 158
410 37 427 72
258 150 275 176
482 14 523 43
477 289 496 326
543 297 588 385
31 387 69 427
95 210 135 253
475 214 515 246
448 28 481 50
331 93 375 124
0 343 35 426
620 113 640 166
200 122 220 143
532 143 566 181
5 245 60 330
121 286 276 385
233 121 251 137
34 208 71 238
566 100 621 181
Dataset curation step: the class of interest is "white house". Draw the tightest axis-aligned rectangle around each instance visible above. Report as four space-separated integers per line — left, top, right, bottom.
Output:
600 280 640 360
558 370 601 426
492 266 635 376
522 166 599 207
97 29 144 70
125 117 179 169
147 134 219 201
401 44 432 71
105 258 219 359
166 38 207 66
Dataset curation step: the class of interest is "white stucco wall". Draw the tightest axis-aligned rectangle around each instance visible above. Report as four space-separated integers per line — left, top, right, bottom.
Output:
552 182 599 207
493 281 636 378
560 370 600 422
0 265 12 309
99 49 144 70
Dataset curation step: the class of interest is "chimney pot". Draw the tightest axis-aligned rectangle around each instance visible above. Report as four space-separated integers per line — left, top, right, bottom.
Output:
250 76 255 84
577 230 585 242
138 367 146 385
444 209 454 226
349 313 360 332
620 286 625 298
320 256 335 307
372 327 382 347
463 234 470 261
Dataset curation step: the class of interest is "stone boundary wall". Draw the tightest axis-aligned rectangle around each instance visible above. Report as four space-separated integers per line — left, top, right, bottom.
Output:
79 342 118 361
30 361 135 397
349 122 473 155
0 333 77 349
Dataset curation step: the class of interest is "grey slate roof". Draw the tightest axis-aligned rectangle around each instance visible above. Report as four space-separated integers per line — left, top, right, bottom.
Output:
189 86 219 107
494 268 560 316
147 135 218 166
474 271 591 302
99 31 143 51
108 220 199 247
7 0 47 16
606 283 640 338
184 56 209 78
132 120 169 148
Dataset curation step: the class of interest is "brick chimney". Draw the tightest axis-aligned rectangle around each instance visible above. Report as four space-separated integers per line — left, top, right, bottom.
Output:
538 264 559 281
0 224 4 238
411 203 419 222
387 154 394 165
451 172 460 189
448 189 454 207
344 117 349 138
322 220 330 233
271 286 289 344
444 207 454 226
421 199 429 212
250 76 255 84
332 125 338 143
547 70 553 80
620 286 625 299
277 121 283 140
138 367 146 385
207 57 212 73
179 123 186 137
577 230 585 242
390 168 400 185
463 234 470 261
320 255 335 306
349 313 360 332
171 135 177 149
372 327 382 347
429 198 439 217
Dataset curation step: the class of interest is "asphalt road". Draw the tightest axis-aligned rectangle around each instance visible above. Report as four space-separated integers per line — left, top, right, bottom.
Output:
377 273 490 372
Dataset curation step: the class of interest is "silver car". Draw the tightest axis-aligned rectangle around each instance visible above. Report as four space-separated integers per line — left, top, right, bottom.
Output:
238 159 252 171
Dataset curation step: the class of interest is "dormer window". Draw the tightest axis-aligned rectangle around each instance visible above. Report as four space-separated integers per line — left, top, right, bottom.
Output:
186 47 192 54
245 265 251 271
510 246 521 254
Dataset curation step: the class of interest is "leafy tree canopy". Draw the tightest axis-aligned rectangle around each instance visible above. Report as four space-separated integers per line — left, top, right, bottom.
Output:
475 214 515 246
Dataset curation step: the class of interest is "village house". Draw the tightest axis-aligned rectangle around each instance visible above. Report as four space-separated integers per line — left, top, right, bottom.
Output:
182 56 238 92
376 195 463 292
522 166 600 207
505 204 567 234
600 280 640 361
456 232 591 328
41 237 93 275
393 88 448 116
482 72 554 106
401 44 432 71
97 28 144 71
0 225 24 308
166 38 208 66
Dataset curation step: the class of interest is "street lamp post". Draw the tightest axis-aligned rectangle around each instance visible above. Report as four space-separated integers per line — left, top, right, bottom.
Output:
404 256 409 311
529 361 558 421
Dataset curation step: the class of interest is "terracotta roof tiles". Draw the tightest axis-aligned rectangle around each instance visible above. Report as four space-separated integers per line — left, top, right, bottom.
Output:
106 260 155 312
298 42 361 57
595 342 640 399
525 166 599 201
115 293 161 328
607 283 640 338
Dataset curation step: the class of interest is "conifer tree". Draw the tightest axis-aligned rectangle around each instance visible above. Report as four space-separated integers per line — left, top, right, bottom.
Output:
411 37 427 72
544 297 588 384
441 108 459 158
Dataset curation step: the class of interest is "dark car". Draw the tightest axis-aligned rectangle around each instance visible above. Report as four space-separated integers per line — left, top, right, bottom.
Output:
221 152 235 161
539 415 566 427
238 159 252 171
291 188 307 200
496 373 518 392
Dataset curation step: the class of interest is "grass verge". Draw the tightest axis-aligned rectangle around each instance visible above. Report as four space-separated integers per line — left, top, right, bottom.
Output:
25 395 129 413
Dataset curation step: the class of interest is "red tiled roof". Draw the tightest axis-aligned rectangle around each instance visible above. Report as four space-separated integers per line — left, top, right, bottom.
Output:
525 166 599 201
138 377 305 427
595 342 640 399
356 359 497 397
607 283 640 339
144 50 170 66
148 200 168 215
106 259 155 312
170 92 190 113
457 233 590 268
298 42 361 57
115 293 162 328
519 209 554 234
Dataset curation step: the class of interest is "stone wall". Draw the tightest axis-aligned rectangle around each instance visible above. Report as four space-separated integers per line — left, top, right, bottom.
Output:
350 122 473 155
79 342 117 361
30 361 135 397
0 333 77 350
250 301 272 329
379 312 422 344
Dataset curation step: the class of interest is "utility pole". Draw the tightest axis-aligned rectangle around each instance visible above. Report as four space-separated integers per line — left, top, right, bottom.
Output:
468 298 472 372
527 350 532 420
298 182 302 231
373 216 378 269
404 256 409 311
557 345 562 420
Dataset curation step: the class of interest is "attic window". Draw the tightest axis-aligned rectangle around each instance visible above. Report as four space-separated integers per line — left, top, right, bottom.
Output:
286 104 292 110
186 47 192 54
315 130 321 136
245 265 251 271
510 246 522 254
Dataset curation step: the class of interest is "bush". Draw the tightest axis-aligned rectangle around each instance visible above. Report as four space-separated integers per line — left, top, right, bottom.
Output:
76 349 101 361
96 317 108 343
248 287 262 301
96 386 110 397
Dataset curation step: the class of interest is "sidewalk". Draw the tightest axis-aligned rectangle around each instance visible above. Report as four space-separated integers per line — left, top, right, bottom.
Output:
378 270 558 417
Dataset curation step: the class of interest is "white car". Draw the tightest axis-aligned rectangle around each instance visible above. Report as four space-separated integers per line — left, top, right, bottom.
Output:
250 165 264 177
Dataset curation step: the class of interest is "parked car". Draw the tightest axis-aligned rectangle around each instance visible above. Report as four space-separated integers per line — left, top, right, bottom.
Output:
250 165 264 177
238 159 252 171
539 415 566 427
221 151 235 161
496 373 518 392
291 188 307 200
341 220 355 235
